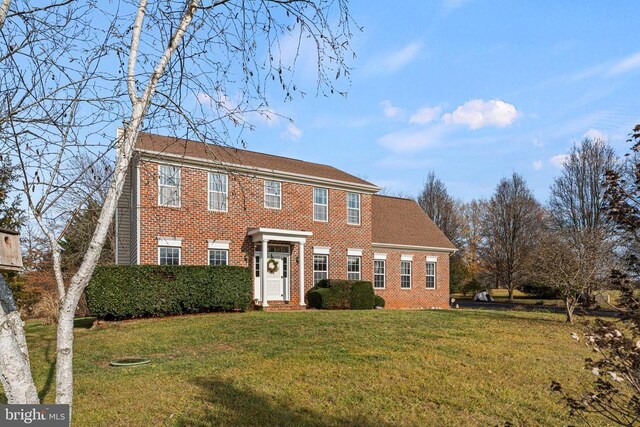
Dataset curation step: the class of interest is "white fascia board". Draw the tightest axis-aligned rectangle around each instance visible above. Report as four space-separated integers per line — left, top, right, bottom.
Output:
157 237 182 247
138 150 381 194
371 242 457 253
347 248 363 257
208 240 230 250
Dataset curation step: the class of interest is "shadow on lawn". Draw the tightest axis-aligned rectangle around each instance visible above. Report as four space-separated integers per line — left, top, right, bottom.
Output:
178 377 394 427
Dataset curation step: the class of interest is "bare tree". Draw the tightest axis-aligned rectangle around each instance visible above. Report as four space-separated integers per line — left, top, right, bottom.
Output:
0 0 356 412
549 137 618 304
459 199 486 282
417 172 462 245
481 173 542 301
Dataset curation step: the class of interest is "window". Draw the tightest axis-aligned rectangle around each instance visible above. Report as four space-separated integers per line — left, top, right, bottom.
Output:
401 260 412 289
374 260 385 289
347 255 361 280
208 249 228 266
158 247 180 265
313 255 329 284
208 172 228 211
347 193 360 225
313 188 328 221
264 180 281 209
426 262 436 289
158 165 181 207
255 255 260 277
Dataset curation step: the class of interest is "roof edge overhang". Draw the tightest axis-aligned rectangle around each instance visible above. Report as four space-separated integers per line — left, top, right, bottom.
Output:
137 148 381 194
372 242 458 253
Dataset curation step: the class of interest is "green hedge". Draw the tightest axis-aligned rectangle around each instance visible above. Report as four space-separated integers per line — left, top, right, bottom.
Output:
86 265 252 320
374 295 385 308
307 279 375 310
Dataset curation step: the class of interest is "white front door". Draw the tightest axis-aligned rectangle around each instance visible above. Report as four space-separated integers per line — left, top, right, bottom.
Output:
254 244 290 302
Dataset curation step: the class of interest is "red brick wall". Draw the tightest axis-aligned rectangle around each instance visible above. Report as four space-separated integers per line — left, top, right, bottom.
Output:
371 249 450 309
133 158 449 309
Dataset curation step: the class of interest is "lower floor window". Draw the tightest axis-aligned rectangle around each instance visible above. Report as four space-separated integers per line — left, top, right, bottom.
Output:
209 249 228 266
347 255 361 280
313 254 328 284
426 262 436 289
373 260 385 288
159 247 180 265
401 260 412 289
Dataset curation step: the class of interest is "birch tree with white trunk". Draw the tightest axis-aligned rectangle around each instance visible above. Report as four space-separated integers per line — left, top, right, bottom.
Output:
0 0 355 416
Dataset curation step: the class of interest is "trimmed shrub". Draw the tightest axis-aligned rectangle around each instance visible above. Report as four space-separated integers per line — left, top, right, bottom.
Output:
306 279 375 310
374 295 385 308
86 265 252 320
350 281 375 309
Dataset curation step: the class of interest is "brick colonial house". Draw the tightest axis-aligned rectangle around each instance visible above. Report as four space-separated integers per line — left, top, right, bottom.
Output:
115 132 456 309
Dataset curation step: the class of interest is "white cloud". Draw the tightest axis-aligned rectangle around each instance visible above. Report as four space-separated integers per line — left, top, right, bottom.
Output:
379 100 403 118
442 99 519 129
377 126 446 153
443 0 473 12
196 92 213 106
532 160 543 171
409 106 442 125
367 41 422 74
550 154 569 169
583 128 606 141
608 51 640 76
283 123 303 140
532 138 545 148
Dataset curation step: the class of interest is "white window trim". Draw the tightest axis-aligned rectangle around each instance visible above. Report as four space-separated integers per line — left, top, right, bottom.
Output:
264 180 282 210
373 259 386 289
426 261 437 289
426 255 438 262
401 254 413 261
313 187 329 222
158 164 181 208
313 246 331 255
208 172 228 212
374 253 387 260
157 237 182 247
347 248 363 257
313 254 329 284
208 240 230 250
401 260 412 289
347 192 361 225
347 255 361 280
208 248 229 266
158 246 181 265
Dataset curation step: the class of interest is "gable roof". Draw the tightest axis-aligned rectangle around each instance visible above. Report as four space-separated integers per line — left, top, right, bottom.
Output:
134 132 379 192
372 195 456 251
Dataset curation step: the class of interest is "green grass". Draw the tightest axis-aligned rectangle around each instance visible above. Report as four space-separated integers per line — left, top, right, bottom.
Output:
12 309 597 426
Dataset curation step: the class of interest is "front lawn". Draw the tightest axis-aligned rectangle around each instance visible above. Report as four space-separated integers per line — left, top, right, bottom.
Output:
13 309 595 426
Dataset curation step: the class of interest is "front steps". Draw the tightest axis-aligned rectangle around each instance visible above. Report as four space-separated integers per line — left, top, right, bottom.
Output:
263 301 307 312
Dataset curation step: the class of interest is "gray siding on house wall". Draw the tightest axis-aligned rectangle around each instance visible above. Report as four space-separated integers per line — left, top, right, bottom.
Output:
116 156 138 265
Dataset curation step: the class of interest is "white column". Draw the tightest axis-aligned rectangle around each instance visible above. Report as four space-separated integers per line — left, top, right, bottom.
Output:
299 242 305 306
261 239 269 307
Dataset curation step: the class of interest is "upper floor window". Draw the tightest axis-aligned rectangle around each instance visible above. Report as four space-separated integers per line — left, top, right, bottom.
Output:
313 188 328 222
208 172 228 212
347 255 361 280
209 249 228 266
158 164 181 207
264 180 281 209
373 259 385 289
347 193 360 225
401 260 412 289
158 246 180 265
426 261 436 289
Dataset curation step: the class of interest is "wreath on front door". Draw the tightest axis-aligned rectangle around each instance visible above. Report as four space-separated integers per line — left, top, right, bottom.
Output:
267 258 279 274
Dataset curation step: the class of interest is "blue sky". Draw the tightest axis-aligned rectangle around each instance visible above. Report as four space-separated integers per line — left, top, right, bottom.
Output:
238 0 640 203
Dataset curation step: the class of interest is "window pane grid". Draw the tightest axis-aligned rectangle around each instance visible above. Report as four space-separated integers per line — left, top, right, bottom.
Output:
209 249 228 266
313 254 328 284
264 180 281 209
347 255 361 280
401 260 412 289
159 247 180 265
347 193 360 224
426 262 436 289
373 260 385 288
313 188 328 221
208 173 228 211
159 165 180 207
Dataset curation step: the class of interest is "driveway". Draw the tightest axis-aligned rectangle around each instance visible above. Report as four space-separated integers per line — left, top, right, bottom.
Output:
455 300 619 318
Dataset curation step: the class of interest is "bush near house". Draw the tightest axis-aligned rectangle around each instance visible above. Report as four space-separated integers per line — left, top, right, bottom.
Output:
307 279 375 310
86 265 252 320
374 295 385 308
